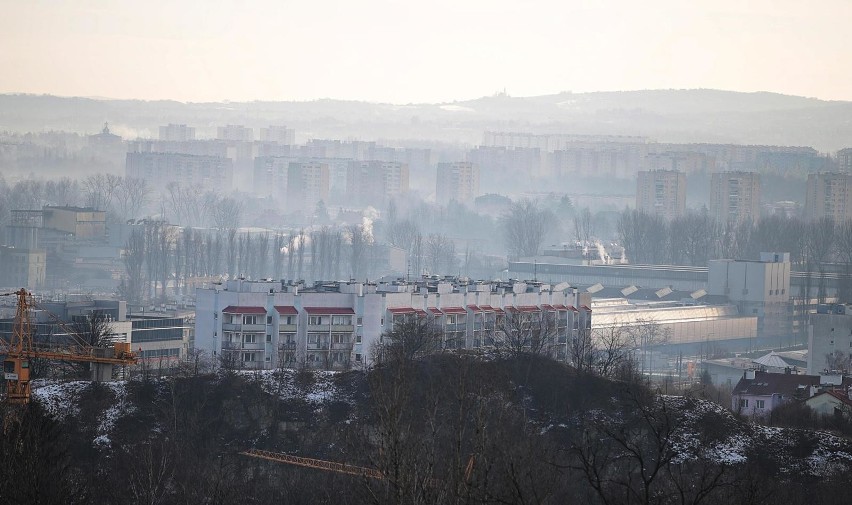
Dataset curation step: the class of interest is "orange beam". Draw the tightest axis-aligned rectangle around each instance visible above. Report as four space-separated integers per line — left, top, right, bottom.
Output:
240 449 383 479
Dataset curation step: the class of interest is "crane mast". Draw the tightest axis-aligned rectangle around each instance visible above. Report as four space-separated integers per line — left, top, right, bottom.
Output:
2 288 138 405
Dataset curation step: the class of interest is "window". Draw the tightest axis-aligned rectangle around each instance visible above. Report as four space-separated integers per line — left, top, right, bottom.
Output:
357 317 363 326
355 334 362 344
267 316 273 324
243 315 258 325
446 315 456 325
266 334 272 343
281 315 295 325
739 399 749 408
755 400 765 409
331 315 352 325
242 352 256 362
308 316 323 325
332 333 350 344
244 334 257 344
355 353 362 362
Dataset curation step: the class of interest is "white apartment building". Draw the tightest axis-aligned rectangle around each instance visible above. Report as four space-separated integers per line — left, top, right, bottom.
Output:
436 162 480 206
217 124 254 142
194 278 591 370
710 171 761 225
287 161 330 212
346 161 410 207
158 124 196 142
126 152 234 191
260 125 296 145
805 172 852 222
636 170 686 220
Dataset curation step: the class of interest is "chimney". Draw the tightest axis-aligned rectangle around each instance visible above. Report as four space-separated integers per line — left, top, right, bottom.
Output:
745 369 756 380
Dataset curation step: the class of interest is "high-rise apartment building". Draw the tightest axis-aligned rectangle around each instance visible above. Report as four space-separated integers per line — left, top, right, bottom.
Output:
260 125 296 145
805 173 852 222
346 161 410 207
837 148 852 173
287 162 330 213
125 152 234 191
635 170 686 220
710 171 761 225
217 125 254 142
436 162 480 206
158 124 195 142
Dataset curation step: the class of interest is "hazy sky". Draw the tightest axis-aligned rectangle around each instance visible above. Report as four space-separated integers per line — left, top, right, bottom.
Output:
1 0 850 104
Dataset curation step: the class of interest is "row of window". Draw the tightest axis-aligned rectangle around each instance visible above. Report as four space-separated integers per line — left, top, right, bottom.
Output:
225 314 354 326
738 399 766 409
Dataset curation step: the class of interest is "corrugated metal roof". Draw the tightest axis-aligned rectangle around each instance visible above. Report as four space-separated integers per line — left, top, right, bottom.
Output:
274 305 298 315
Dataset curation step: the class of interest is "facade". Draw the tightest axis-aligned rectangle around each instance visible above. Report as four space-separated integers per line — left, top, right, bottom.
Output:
635 170 686 220
805 172 852 222
436 162 480 206
287 161 330 212
194 278 590 370
0 246 46 288
837 148 852 173
710 171 761 225
807 305 852 375
217 125 254 142
42 206 106 239
126 152 234 191
158 124 196 142
346 161 410 207
707 253 792 338
260 125 296 145
732 370 827 417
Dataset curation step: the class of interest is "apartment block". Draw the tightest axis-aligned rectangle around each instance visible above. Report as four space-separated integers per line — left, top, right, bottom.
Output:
260 125 296 145
217 124 254 142
436 162 480 206
838 148 852 173
805 173 852 222
346 161 410 207
126 152 234 191
158 124 196 142
710 171 761 225
287 161 330 212
194 278 590 370
635 170 686 220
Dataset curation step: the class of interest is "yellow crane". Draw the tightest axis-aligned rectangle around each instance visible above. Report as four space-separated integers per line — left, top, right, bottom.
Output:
1 288 137 404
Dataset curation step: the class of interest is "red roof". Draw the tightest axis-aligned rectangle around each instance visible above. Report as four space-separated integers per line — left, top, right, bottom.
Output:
493 307 505 314
387 307 416 314
303 307 355 315
428 307 443 315
540 304 555 311
504 306 520 313
274 305 298 315
479 305 496 312
518 306 541 313
581 305 592 312
223 306 266 314
466 305 482 312
441 306 467 314
566 305 579 312
414 309 428 317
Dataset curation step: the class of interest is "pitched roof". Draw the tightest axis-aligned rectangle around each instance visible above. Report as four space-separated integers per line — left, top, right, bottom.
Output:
387 307 416 314
733 371 821 397
222 306 266 314
752 352 793 369
466 305 482 312
274 305 298 315
441 306 467 314
807 390 852 408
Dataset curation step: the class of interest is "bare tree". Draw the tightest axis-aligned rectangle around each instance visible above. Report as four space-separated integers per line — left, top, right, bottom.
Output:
500 199 555 259
122 226 145 304
114 177 150 221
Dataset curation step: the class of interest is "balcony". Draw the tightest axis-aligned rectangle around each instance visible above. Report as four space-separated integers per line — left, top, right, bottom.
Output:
331 324 355 332
307 342 331 351
331 342 353 351
222 323 266 333
278 324 297 332
279 341 297 350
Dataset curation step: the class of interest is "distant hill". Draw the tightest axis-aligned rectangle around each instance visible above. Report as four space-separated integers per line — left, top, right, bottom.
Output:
2 89 851 151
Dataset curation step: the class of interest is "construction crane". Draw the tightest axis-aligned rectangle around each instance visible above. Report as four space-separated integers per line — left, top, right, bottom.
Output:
241 448 475 486
1 288 137 405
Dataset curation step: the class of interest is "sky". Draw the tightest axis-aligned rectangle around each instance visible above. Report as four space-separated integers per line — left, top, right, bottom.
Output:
1 0 850 104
